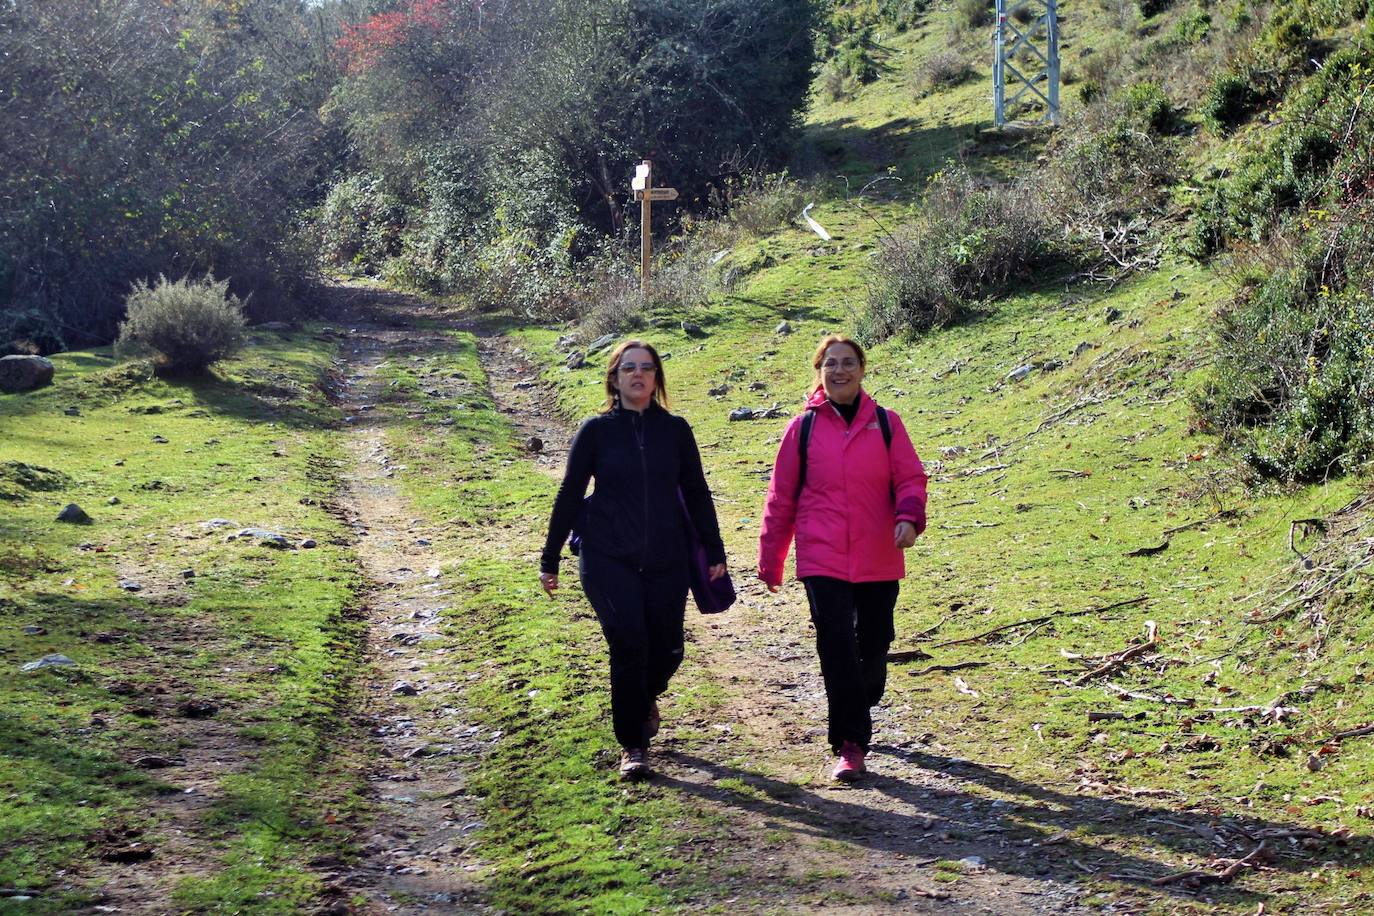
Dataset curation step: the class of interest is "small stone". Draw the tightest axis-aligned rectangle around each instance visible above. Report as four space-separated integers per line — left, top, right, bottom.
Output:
118 580 142 592
300 538 318 549
100 844 154 864
107 496 120 506
56 504 92 525
64 406 81 416
1006 365 1034 383
23 625 47 635
151 435 168 444
728 407 757 421
392 681 419 696
775 320 793 335
415 537 432 546
555 334 577 351
565 351 585 370
132 754 185 769
1037 358 1063 371
587 333 616 354
959 855 986 870
234 528 291 549
526 436 543 453
707 384 729 397
681 321 704 336
180 569 195 579
22 653 76 671
1103 306 1122 323
513 380 536 390
748 381 766 391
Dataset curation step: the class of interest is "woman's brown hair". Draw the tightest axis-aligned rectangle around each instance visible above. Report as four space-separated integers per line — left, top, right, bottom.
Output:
811 334 867 385
602 339 669 412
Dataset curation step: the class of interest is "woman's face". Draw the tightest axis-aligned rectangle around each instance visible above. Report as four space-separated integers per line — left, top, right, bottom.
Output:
612 346 657 410
819 342 864 404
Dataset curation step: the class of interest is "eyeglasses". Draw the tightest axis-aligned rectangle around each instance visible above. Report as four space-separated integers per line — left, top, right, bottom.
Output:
617 362 657 375
820 358 861 372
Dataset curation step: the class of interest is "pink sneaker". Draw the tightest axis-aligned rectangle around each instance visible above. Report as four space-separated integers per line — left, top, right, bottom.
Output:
832 741 866 782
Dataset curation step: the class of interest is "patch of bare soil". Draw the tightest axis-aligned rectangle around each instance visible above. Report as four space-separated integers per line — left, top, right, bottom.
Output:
315 307 492 914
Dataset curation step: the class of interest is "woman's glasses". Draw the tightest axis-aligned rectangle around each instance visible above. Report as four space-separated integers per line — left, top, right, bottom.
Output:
820 358 861 372
618 362 657 375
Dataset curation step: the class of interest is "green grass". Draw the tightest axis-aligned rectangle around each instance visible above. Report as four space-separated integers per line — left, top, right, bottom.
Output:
0 334 366 911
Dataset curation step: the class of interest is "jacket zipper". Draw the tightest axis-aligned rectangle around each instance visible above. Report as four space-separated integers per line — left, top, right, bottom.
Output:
633 410 648 571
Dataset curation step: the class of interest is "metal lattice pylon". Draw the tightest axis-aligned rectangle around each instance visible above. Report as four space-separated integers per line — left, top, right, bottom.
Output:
993 0 1060 127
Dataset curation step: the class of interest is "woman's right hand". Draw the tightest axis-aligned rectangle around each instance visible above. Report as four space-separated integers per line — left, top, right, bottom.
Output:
539 571 558 596
757 568 780 593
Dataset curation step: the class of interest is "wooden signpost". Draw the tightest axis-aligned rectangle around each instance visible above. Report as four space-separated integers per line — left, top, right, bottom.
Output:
631 160 679 301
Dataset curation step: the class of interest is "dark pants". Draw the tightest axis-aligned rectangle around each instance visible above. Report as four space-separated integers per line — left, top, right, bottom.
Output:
579 549 688 750
802 576 899 754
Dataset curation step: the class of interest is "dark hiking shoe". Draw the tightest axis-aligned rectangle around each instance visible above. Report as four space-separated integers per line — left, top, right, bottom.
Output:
646 701 661 740
620 747 650 780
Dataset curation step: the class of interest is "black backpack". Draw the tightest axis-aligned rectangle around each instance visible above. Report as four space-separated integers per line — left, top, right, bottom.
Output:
794 405 892 499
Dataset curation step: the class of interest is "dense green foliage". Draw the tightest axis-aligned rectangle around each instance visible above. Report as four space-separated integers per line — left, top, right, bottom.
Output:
115 275 248 375
0 0 341 352
319 0 817 314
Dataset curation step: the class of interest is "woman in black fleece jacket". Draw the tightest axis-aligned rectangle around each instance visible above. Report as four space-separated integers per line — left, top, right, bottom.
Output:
540 339 727 779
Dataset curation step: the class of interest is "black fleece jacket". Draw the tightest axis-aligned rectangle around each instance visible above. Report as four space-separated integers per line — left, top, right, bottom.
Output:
541 402 726 575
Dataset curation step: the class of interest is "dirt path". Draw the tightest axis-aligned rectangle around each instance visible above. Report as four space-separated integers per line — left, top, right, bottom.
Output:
323 299 491 914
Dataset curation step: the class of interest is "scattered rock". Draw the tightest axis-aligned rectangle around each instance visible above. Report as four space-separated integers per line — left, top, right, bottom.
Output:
180 569 195 579
587 333 616 354
100 844 154 864
176 699 219 719
392 681 419 696
200 519 239 531
56 504 92 525
513 380 536 390
775 320 793 335
1104 306 1122 323
555 334 577 351
748 381 767 391
132 754 186 769
729 404 787 421
682 320 704 337
1037 358 1064 372
565 351 586 370
22 654 76 671
22 625 47 635
0 355 55 393
939 445 967 459
255 321 291 331
118 580 142 592
151 435 168 443
231 528 292 549
708 384 730 397
106 496 120 506
1006 365 1035 383
300 538 318 549
64 406 81 416
959 855 986 870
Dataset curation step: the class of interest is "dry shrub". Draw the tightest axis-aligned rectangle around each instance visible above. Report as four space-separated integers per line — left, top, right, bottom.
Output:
917 49 976 94
115 275 246 375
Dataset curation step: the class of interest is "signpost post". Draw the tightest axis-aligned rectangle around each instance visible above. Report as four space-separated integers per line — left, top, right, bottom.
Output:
631 160 680 302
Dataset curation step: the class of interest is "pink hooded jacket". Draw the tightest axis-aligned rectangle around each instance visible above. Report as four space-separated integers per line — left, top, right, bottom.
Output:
758 387 928 587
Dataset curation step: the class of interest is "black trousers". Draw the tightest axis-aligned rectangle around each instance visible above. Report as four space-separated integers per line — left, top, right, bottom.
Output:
579 549 688 750
802 576 899 754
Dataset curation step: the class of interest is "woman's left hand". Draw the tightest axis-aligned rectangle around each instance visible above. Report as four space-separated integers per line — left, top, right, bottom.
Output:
894 521 917 549
708 562 727 582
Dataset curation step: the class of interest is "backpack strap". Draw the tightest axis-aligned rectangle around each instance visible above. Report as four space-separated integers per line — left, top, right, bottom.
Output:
875 405 892 448
794 410 816 500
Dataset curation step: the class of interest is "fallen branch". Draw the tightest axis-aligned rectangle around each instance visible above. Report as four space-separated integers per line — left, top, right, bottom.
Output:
910 661 988 677
1102 682 1196 706
1163 509 1239 538
932 596 1149 649
911 613 952 640
887 648 934 664
1151 841 1268 887
1124 541 1169 558
1074 621 1159 686
1331 723 1374 742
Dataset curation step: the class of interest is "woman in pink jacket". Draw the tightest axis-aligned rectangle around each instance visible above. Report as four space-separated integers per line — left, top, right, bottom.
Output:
757 335 928 781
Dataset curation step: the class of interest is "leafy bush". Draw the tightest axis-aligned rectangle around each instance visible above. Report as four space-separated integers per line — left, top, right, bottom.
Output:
1173 4 1212 43
859 166 1058 342
1196 222 1374 481
724 173 807 237
956 0 991 31
1121 80 1177 134
1138 0 1175 17
116 275 247 375
1202 67 1264 133
316 174 407 276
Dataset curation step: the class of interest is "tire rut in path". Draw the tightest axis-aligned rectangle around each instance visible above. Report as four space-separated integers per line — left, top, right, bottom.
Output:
477 336 1091 913
328 316 489 914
